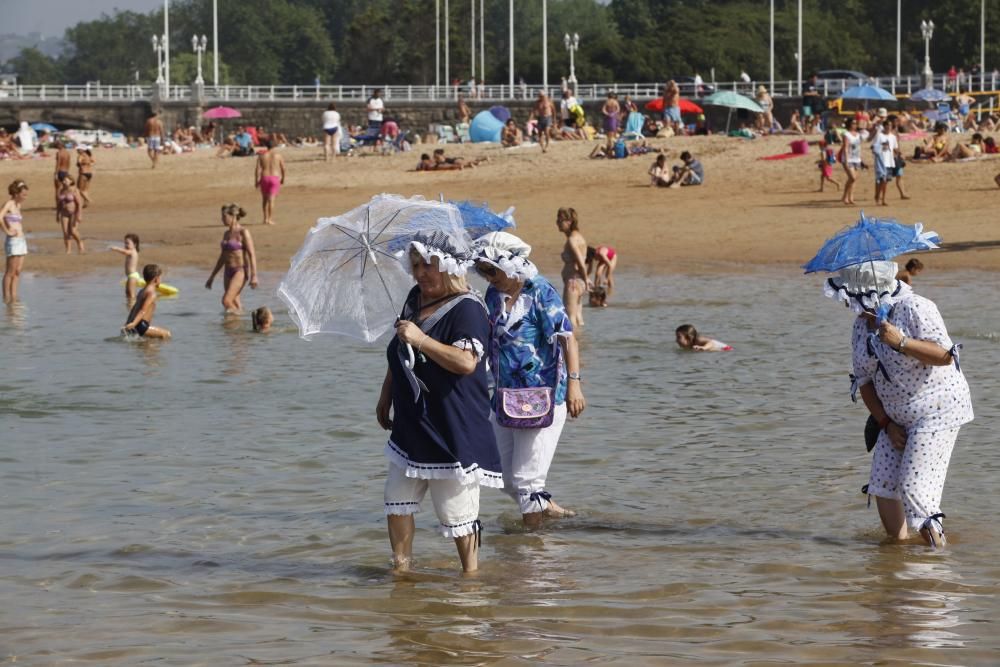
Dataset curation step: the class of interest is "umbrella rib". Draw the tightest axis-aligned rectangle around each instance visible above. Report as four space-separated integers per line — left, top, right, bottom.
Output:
330 248 365 275
367 206 411 248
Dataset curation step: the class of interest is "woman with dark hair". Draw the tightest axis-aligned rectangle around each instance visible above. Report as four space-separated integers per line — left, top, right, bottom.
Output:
206 204 258 313
322 102 341 161
376 231 501 573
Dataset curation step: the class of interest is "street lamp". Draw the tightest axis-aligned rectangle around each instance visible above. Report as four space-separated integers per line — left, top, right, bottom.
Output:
564 32 579 87
192 34 207 85
152 34 165 84
921 20 935 89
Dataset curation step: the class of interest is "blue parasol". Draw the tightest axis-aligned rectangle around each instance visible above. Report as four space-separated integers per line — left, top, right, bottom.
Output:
30 122 58 133
910 88 950 102
803 212 940 274
450 200 515 238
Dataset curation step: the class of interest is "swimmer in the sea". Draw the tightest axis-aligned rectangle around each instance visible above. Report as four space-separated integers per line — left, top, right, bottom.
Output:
123 264 171 339
252 306 273 332
675 323 732 351
109 233 141 305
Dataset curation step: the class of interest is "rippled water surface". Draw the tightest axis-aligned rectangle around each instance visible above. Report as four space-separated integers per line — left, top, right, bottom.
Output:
3 268 999 665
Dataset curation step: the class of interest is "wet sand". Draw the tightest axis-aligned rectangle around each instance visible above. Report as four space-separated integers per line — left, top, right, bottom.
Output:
8 134 1000 277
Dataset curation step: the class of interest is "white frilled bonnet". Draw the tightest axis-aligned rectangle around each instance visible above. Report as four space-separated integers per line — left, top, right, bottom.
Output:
823 260 904 313
408 230 474 277
472 231 538 281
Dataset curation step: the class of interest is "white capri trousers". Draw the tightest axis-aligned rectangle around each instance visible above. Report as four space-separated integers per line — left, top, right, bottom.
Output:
383 462 481 538
491 402 568 514
868 427 959 532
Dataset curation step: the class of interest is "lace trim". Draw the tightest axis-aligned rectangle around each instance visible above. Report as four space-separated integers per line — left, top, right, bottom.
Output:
452 337 485 361
476 255 538 281
823 277 911 314
439 517 482 538
384 501 421 516
385 441 505 488
410 241 472 277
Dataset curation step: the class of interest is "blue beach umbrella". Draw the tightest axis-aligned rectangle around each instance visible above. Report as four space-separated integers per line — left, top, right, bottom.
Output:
450 200 515 238
30 122 58 133
840 85 896 102
803 212 940 275
910 88 950 102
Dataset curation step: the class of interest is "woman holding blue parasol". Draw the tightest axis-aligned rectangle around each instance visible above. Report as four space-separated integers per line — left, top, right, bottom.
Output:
806 214 972 547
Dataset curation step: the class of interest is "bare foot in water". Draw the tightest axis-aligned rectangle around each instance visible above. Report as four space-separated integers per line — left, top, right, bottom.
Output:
544 500 576 518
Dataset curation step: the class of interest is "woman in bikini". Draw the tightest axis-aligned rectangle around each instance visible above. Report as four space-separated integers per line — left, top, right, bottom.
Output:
206 203 258 313
76 147 95 207
586 244 618 306
56 174 84 254
557 207 589 328
1 179 29 303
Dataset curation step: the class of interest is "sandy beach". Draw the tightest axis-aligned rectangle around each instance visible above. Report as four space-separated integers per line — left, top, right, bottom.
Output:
7 134 1000 277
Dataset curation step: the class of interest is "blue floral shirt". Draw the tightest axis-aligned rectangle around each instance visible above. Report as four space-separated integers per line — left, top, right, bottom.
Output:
484 276 573 406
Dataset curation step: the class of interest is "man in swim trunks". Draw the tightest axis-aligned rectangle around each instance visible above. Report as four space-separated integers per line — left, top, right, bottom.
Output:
123 264 171 339
255 138 286 225
532 91 555 152
144 111 164 169
53 142 71 206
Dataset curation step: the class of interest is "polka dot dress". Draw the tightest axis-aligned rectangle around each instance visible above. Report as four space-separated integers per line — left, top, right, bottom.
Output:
850 288 973 529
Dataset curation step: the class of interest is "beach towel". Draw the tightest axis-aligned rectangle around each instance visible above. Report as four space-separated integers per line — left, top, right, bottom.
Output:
758 152 809 161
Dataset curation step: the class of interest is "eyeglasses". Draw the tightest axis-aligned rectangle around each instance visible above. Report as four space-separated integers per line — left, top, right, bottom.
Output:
476 264 499 278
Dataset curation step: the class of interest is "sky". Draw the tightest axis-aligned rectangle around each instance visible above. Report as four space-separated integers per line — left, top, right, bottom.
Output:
2 0 164 38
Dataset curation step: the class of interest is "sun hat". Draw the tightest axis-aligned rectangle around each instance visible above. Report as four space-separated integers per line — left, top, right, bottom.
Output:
471 231 538 281
823 260 905 313
408 230 473 277
876 107 889 118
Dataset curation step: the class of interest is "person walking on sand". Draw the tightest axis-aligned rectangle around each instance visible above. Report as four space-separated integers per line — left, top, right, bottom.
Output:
255 138 286 225
206 203 258 313
144 111 164 169
663 80 681 129
887 118 910 200
871 116 897 206
321 102 342 162
367 89 385 132
53 142 71 207
532 91 555 152
556 207 589 328
457 94 472 125
1 179 29 304
123 264 171 339
76 146 95 207
56 174 84 254
840 118 863 205
109 233 141 306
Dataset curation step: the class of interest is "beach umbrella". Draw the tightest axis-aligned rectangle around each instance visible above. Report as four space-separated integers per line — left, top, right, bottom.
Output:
277 194 472 350
469 110 504 142
202 106 242 119
644 98 702 114
489 105 512 123
702 91 764 113
910 88 950 102
30 122 58 133
839 85 896 102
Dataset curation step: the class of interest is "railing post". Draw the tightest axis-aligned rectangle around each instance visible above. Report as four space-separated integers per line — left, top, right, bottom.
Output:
338 85 343 100
272 85 277 101
408 85 412 101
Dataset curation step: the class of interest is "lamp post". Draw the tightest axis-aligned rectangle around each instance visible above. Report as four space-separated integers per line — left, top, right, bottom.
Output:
564 32 579 87
152 35 165 85
542 0 548 92
921 19 935 89
435 0 440 89
192 34 207 85
163 0 170 94
769 0 774 96
796 0 802 95
896 0 901 78
212 0 219 86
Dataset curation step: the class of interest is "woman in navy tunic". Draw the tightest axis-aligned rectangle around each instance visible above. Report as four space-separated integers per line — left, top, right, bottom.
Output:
376 232 502 573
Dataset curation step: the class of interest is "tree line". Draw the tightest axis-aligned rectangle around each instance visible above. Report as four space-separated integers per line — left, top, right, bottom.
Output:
6 0 1000 87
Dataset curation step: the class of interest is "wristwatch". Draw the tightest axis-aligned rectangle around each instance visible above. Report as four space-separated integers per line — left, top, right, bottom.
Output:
568 372 581 381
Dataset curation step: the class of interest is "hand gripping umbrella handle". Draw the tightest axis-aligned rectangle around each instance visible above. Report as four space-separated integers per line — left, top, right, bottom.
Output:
404 343 416 369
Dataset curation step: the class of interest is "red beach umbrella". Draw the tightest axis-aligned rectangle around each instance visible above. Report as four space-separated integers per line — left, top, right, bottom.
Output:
202 106 242 119
644 98 703 114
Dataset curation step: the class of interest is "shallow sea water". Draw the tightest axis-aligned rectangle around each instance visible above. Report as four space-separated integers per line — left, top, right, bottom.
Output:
2 267 999 666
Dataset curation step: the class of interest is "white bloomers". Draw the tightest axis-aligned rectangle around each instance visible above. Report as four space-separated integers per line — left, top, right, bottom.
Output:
383 462 481 538
492 402 568 514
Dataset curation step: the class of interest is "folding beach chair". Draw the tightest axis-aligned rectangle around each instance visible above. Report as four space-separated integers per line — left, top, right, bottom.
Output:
620 112 645 141
435 124 458 143
352 125 381 148
455 122 471 143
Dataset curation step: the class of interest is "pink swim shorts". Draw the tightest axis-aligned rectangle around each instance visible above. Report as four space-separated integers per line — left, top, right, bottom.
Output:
259 175 281 198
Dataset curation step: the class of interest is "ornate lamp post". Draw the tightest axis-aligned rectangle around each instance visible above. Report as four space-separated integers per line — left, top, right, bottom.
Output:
152 35 165 84
921 20 935 89
192 34 208 85
564 32 579 87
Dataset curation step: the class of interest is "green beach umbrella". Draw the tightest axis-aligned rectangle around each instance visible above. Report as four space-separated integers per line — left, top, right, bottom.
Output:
702 91 764 132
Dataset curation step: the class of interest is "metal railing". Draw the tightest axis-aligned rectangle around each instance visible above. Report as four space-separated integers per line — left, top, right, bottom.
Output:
2 74 998 104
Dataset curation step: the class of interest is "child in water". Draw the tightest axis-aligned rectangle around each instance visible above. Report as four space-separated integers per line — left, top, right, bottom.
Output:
675 324 732 352
123 264 171 339
110 233 141 305
251 306 273 332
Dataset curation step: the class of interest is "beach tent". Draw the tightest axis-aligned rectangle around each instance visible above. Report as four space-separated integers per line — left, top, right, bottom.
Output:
470 110 504 143
489 105 511 123
16 122 35 154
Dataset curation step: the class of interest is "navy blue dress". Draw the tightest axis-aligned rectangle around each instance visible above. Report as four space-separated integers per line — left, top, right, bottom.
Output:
385 288 503 488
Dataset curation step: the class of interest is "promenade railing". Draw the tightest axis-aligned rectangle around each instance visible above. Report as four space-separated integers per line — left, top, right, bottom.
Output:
2 74 997 104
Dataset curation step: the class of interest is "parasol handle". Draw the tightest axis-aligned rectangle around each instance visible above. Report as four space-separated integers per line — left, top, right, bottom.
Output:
404 343 416 369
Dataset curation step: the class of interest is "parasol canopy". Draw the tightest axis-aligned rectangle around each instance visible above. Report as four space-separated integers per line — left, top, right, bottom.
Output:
202 106 242 119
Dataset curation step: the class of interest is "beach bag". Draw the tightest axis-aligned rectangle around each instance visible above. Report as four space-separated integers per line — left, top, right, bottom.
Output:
496 387 554 429
613 139 627 159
